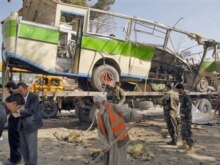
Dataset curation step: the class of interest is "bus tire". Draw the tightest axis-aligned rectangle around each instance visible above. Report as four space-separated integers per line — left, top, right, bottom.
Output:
198 98 212 113
41 101 58 118
92 64 119 91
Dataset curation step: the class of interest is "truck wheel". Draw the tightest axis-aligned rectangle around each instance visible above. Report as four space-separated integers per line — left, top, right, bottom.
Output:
198 98 212 113
41 101 58 118
78 107 92 123
139 101 154 110
92 65 119 91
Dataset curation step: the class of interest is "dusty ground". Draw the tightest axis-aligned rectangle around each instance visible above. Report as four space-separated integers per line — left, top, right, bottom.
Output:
0 109 220 165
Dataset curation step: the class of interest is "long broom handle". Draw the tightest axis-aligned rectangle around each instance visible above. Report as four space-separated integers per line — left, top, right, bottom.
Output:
90 124 135 165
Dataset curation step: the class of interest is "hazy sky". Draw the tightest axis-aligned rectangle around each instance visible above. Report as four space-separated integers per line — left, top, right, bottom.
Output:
0 0 220 55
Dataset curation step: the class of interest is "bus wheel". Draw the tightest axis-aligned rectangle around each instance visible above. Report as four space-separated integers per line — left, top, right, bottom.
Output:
91 64 119 91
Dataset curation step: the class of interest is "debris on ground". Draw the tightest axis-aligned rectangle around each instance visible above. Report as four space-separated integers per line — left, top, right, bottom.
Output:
160 128 169 138
67 131 82 143
128 143 154 161
2 111 220 165
128 144 144 156
53 130 83 143
90 148 102 160
53 131 68 141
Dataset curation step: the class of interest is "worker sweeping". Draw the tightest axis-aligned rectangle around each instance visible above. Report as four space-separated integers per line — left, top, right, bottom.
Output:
93 94 142 165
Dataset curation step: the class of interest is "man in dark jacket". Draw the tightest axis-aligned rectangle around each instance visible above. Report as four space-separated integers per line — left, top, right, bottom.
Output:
175 83 194 153
17 82 43 165
0 94 25 143
5 81 22 165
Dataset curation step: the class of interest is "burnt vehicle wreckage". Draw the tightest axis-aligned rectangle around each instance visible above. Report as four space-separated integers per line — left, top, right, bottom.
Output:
2 0 220 120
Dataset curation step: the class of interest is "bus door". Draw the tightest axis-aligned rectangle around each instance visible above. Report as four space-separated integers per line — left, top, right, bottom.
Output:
56 11 84 73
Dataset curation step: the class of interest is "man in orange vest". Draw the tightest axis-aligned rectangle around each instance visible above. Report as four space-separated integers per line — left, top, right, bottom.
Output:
93 94 142 165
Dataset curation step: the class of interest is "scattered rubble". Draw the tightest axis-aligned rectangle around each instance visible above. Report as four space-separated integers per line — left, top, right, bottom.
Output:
160 128 169 138
90 148 102 160
128 142 154 161
67 131 82 143
1 112 219 165
53 130 83 143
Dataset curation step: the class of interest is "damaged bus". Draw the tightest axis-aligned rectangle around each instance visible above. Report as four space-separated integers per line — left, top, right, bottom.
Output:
1 0 220 119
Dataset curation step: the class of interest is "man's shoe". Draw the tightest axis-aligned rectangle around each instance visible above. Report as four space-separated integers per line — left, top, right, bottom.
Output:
184 146 194 154
5 161 16 165
177 141 188 150
166 140 177 145
178 144 188 150
5 159 21 165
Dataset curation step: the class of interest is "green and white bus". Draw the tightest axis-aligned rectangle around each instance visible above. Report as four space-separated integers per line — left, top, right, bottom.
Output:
2 0 220 92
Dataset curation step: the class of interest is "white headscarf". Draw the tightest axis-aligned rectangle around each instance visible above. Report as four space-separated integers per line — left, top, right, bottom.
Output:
93 94 107 103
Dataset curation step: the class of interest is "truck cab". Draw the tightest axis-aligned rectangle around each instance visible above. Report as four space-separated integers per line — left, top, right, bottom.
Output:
29 75 64 93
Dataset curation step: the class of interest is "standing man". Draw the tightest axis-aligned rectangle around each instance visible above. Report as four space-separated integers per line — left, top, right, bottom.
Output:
106 82 125 105
5 82 22 165
175 83 194 153
162 83 179 145
93 94 142 165
17 82 43 165
5 82 17 95
0 94 25 143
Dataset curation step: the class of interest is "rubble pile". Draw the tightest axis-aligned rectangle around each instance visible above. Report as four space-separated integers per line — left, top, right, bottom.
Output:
53 130 83 143
90 148 102 160
128 143 154 161
160 128 169 138
67 131 82 143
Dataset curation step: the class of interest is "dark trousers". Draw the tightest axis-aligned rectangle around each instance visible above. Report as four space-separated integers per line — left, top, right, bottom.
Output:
20 130 38 165
8 115 21 163
181 119 194 147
